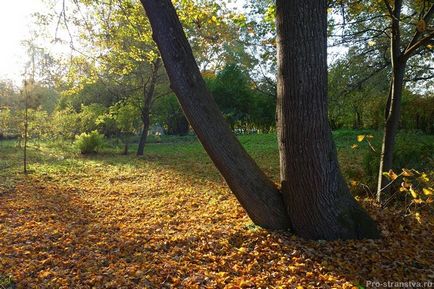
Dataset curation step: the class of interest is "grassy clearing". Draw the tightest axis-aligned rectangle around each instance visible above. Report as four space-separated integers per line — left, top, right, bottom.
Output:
0 130 433 288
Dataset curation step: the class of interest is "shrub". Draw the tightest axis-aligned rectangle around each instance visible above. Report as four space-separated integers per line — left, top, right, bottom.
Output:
74 130 105 154
361 133 434 189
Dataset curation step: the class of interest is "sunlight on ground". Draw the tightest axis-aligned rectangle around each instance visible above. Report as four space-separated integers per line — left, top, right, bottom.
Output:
1 139 433 288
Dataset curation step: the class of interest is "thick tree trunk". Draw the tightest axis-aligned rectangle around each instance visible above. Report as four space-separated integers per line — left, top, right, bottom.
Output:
137 58 161 156
377 62 406 202
276 0 379 239
139 0 290 229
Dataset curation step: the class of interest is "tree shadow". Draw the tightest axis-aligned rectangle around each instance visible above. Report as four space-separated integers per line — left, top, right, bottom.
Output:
1 174 432 288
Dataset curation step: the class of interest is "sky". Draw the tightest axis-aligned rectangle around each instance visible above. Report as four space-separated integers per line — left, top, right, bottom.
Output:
0 0 45 84
0 0 246 86
0 0 344 87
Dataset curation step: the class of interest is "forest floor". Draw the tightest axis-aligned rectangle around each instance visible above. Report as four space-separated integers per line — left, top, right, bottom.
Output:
0 131 433 289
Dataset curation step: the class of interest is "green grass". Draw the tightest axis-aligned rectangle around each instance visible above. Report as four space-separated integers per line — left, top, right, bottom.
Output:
0 129 433 288
1 129 433 194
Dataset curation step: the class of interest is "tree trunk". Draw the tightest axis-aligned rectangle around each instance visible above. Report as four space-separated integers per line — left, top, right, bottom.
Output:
276 0 379 239
353 109 363 130
137 119 150 156
137 58 161 156
139 0 290 229
377 62 406 202
23 92 28 174
377 1 406 203
123 134 129 155
167 112 189 135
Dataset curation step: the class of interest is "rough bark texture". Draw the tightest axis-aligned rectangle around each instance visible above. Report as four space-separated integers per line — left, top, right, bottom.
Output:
140 0 290 229
137 59 161 156
276 0 379 239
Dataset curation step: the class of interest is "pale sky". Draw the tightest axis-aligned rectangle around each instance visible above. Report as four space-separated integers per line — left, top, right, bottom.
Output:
0 0 246 86
0 0 344 87
0 0 46 84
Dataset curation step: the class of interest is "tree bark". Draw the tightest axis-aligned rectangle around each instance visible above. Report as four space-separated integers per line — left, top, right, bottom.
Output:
123 134 129 155
377 62 406 202
276 0 379 239
137 58 161 156
139 0 290 229
137 120 150 156
377 0 406 203
23 88 28 174
353 109 363 130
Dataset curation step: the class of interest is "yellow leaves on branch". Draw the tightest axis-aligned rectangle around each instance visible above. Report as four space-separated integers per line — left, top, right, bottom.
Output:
402 168 414 177
410 186 418 199
416 19 426 33
387 169 398 181
423 188 434 196
357 134 374 142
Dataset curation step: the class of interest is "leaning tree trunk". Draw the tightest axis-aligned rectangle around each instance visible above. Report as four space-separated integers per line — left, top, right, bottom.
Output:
137 58 161 156
276 0 379 239
139 0 290 229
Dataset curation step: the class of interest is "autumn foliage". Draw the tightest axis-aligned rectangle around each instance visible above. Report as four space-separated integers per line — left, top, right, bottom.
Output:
0 136 433 288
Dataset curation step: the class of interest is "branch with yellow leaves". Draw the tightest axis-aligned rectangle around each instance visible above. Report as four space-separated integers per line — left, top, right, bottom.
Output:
403 4 434 60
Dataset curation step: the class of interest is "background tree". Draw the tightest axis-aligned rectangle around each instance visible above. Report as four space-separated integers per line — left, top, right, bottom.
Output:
106 102 142 155
329 0 434 202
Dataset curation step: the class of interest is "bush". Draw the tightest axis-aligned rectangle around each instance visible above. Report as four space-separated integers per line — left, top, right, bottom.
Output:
362 133 434 188
74 130 105 154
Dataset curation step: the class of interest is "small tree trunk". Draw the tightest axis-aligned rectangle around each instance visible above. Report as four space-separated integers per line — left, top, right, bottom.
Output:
276 0 379 240
123 134 129 155
377 62 406 202
377 1 406 203
23 89 29 174
353 109 363 130
140 0 290 229
137 58 161 156
137 116 150 156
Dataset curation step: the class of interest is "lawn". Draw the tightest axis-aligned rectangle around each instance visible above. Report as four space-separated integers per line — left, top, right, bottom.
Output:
0 131 433 288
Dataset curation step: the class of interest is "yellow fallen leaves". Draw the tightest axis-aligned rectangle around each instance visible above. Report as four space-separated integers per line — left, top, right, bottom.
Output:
0 147 433 289
423 188 433 196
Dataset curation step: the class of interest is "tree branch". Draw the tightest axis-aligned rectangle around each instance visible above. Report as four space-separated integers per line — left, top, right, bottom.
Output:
403 4 434 59
404 31 434 59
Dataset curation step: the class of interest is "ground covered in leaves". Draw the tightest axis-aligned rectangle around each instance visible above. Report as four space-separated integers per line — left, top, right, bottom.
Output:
1 133 433 288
